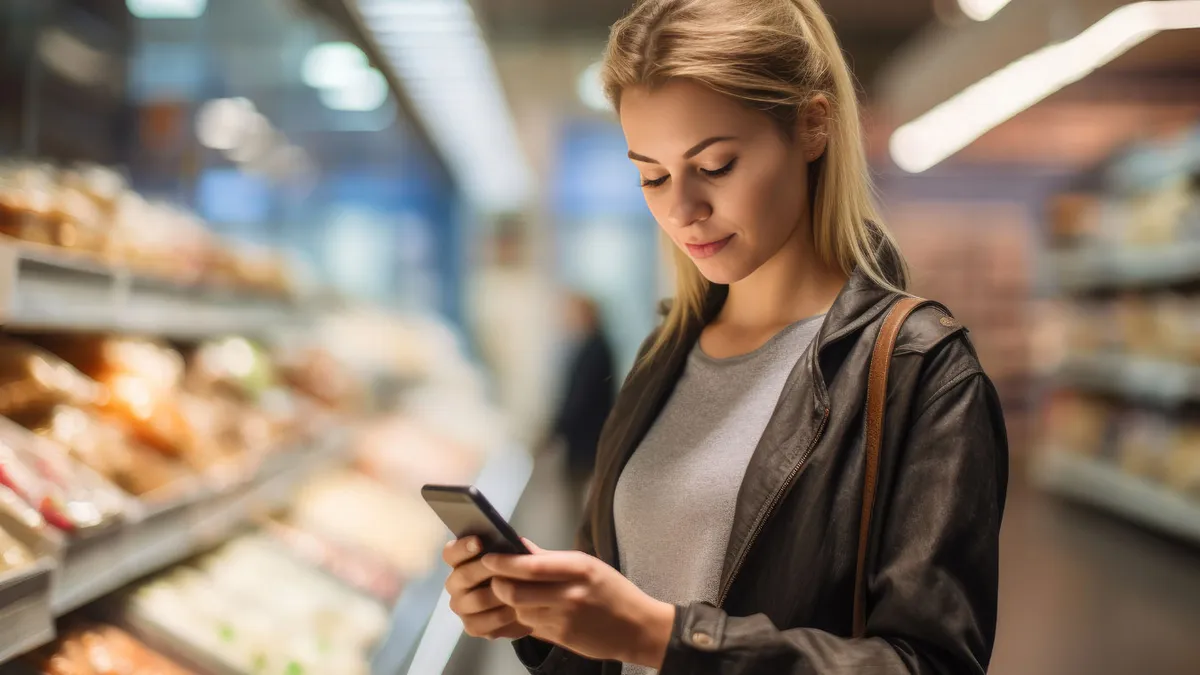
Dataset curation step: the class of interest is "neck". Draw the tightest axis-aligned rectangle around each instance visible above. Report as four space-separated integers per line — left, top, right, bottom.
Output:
719 223 847 331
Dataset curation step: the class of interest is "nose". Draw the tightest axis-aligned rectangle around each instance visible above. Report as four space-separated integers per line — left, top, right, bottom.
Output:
665 180 712 230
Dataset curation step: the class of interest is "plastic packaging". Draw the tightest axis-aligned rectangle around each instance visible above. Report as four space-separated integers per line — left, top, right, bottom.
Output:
130 535 387 675
0 418 125 533
26 623 195 675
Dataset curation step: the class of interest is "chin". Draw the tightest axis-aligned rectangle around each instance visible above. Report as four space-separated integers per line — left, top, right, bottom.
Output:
692 259 752 286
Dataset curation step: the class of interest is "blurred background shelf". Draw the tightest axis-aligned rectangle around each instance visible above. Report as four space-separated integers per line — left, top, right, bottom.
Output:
0 430 348 665
0 243 303 338
1053 240 1200 293
1058 353 1200 406
1033 450 1200 547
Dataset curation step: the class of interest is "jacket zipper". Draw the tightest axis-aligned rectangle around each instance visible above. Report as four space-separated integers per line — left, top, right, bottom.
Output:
717 406 830 608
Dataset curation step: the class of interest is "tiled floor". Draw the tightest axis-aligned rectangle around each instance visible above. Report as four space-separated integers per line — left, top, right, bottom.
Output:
447 453 1200 675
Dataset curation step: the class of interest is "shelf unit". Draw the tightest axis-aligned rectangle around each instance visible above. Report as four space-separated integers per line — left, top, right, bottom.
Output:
1052 240 1200 293
1058 353 1200 407
0 429 346 665
0 242 304 338
1033 450 1200 546
0 240 535 671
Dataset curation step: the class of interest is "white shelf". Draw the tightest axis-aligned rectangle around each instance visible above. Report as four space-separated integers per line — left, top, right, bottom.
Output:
1052 240 1200 292
371 445 535 675
0 242 302 339
0 429 346 665
1033 450 1200 546
1058 353 1200 406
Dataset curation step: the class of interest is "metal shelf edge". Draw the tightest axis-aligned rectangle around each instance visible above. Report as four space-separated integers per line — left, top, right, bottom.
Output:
1033 450 1200 546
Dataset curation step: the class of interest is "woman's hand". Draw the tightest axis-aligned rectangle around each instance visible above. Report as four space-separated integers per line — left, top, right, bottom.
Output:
482 542 675 669
443 537 533 640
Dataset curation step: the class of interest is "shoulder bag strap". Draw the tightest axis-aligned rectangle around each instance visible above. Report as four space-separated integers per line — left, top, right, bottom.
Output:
853 295 931 638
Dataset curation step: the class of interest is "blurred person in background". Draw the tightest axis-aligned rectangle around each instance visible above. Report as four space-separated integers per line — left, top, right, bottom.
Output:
543 292 616 513
467 214 558 444
445 1 1007 674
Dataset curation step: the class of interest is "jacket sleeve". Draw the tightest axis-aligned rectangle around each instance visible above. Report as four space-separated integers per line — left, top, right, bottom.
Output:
659 367 1008 675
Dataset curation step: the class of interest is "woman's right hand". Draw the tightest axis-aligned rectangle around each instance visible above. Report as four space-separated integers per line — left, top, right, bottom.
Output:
443 536 533 640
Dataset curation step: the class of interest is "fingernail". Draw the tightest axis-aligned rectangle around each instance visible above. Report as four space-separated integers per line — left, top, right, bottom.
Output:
466 538 480 555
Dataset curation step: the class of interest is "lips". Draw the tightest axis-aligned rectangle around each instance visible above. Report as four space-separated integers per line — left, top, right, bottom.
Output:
685 234 734 260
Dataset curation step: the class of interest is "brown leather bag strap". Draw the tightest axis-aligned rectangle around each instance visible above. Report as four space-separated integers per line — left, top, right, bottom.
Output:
853 296 931 638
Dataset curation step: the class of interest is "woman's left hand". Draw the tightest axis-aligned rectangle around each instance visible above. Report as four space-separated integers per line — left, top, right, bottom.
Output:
482 541 675 668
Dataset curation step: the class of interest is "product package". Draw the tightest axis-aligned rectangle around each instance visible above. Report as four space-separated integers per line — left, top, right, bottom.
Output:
290 471 445 577
9 405 194 500
129 535 388 675
25 623 195 675
0 417 126 533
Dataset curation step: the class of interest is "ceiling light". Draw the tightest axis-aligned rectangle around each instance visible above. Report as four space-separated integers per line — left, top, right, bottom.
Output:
126 0 207 19
355 0 533 213
319 68 390 112
302 42 368 90
890 0 1200 173
577 61 610 112
957 0 1012 22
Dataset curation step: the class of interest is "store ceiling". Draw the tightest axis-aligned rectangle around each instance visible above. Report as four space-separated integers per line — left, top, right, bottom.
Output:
472 0 938 92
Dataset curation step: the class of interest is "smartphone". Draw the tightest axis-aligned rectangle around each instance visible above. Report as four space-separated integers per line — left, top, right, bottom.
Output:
421 484 531 555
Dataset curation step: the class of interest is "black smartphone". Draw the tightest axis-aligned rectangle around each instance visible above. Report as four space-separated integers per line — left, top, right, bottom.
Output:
421 484 531 555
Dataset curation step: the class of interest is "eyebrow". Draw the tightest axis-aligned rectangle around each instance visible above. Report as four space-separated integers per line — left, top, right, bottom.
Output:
627 136 736 164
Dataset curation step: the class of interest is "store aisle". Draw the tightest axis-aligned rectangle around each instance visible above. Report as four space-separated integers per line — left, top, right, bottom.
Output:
447 455 1200 675
991 467 1200 675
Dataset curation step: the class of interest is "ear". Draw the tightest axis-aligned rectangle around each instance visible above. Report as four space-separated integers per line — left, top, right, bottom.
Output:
797 95 831 162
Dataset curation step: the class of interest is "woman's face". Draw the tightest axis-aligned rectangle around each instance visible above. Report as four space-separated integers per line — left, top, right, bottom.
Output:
619 80 822 285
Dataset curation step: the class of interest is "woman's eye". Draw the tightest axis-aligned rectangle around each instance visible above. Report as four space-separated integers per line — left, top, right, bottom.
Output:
700 158 737 178
640 175 668 188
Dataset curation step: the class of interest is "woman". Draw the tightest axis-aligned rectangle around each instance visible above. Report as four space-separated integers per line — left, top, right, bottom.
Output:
444 0 1008 673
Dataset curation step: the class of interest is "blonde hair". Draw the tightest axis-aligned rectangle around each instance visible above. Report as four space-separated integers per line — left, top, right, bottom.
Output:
602 0 908 358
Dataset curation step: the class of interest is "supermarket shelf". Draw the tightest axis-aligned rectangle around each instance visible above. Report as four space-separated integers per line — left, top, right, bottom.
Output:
0 242 303 339
1058 353 1200 406
1032 450 1200 546
1052 240 1200 292
371 445 534 675
0 429 346 666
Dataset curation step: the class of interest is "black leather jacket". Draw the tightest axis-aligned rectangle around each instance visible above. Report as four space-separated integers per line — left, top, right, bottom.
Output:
515 259 1009 675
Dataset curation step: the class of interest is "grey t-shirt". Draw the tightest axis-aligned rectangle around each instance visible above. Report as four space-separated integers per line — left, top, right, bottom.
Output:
613 314 824 675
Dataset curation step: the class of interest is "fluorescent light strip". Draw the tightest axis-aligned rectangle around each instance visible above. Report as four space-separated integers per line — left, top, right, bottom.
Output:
357 0 533 212
890 0 1200 174
958 0 1013 22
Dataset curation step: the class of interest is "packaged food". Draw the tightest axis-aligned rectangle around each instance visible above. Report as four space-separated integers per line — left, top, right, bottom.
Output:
291 471 444 576
264 519 404 604
352 415 481 491
130 535 387 675
110 195 214 285
1164 422 1200 498
26 623 195 675
10 405 193 499
275 346 364 411
186 337 276 403
1117 410 1174 480
0 337 105 417
30 335 184 400
0 524 34 572
0 163 59 244
0 417 125 533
